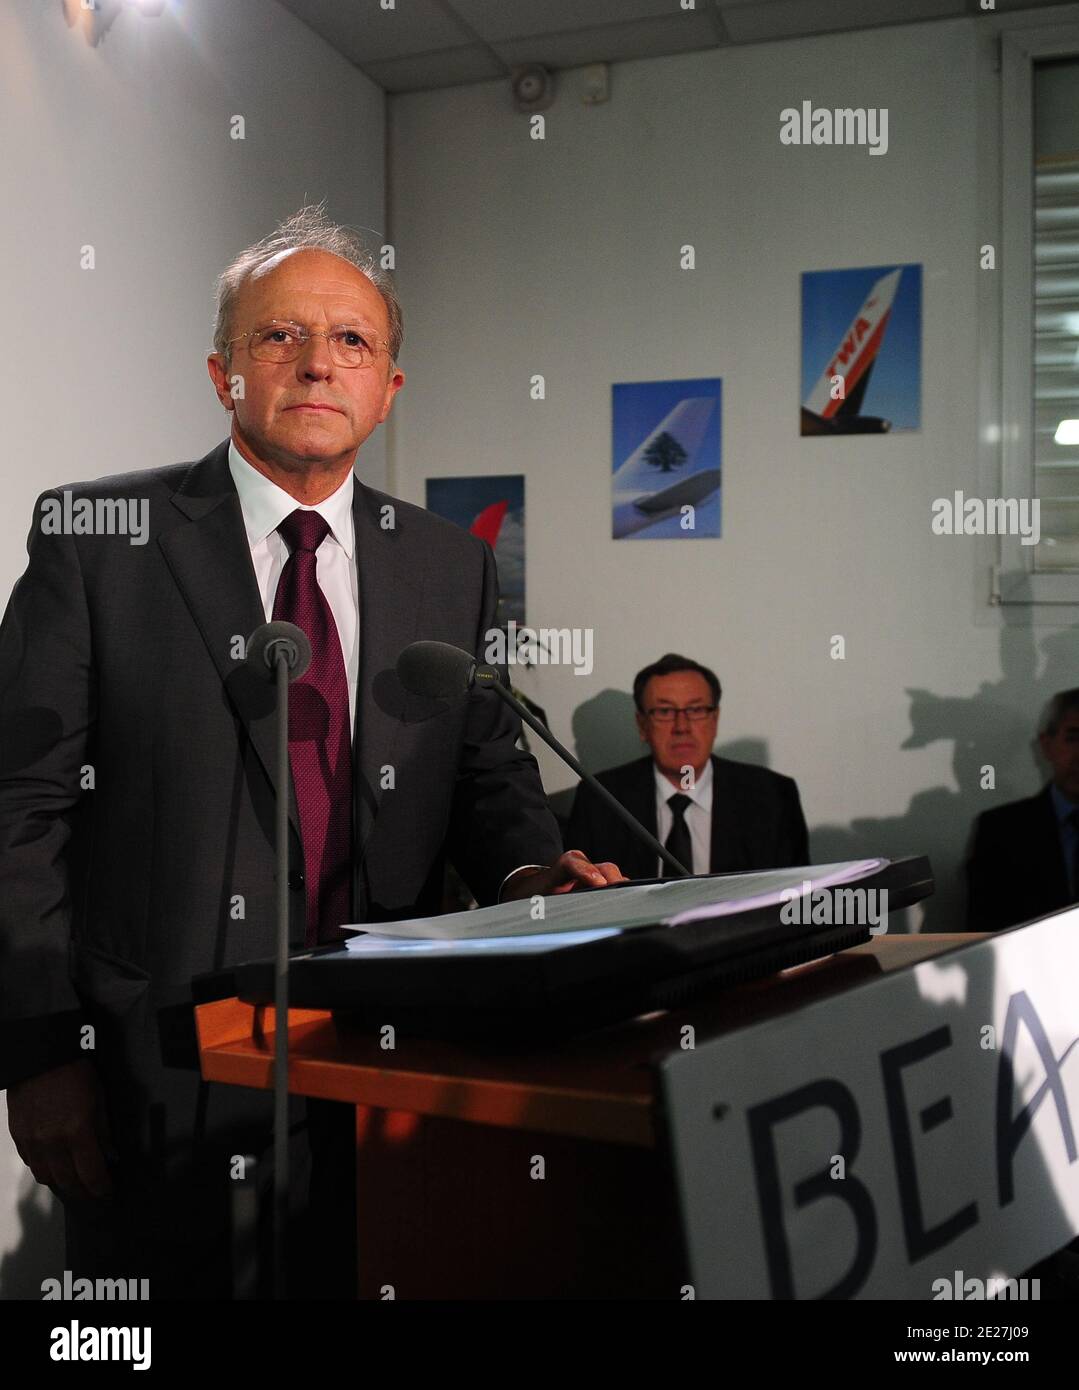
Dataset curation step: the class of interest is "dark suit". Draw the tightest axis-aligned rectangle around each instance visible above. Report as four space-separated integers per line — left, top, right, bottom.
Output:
0 438 561 1293
966 785 1075 932
565 753 809 878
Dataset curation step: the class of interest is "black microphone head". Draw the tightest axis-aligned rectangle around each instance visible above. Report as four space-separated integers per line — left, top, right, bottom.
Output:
396 641 475 699
245 621 312 682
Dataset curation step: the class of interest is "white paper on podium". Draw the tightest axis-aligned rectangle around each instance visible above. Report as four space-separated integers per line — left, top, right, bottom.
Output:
343 927 624 957
343 859 885 944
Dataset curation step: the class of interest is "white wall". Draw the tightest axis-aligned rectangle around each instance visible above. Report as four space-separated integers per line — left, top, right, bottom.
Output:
0 0 388 601
387 12 1079 932
0 0 384 1298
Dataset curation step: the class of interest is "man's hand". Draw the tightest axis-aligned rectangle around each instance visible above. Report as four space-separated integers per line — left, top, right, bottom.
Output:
7 1058 115 1202
499 850 629 901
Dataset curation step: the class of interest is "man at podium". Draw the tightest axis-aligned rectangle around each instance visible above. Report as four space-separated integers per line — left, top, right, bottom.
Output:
0 206 622 1298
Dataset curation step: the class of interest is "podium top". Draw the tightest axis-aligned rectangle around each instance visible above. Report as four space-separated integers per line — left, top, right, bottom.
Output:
197 933 985 1148
227 856 933 1044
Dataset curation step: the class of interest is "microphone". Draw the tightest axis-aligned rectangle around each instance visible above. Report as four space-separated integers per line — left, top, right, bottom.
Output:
396 639 474 699
245 620 312 682
245 620 312 1299
396 640 690 878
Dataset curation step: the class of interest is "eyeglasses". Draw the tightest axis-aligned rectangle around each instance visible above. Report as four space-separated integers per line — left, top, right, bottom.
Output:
644 705 717 722
226 320 392 368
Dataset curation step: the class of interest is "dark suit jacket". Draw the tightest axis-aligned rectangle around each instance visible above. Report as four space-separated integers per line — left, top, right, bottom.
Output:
966 785 1074 932
0 439 561 1236
565 753 809 879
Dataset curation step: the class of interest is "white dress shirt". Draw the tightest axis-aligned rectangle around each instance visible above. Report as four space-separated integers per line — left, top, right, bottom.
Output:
654 757 713 876
228 439 359 727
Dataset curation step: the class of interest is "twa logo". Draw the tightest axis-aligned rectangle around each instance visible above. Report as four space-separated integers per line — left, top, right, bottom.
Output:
829 313 873 379
801 267 907 436
828 284 895 378
818 271 899 400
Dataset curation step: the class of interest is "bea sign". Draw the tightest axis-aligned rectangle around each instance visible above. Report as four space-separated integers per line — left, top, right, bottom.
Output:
661 909 1079 1299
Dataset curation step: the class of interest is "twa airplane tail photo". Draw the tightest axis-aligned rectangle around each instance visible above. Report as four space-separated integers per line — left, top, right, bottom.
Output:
801 267 903 435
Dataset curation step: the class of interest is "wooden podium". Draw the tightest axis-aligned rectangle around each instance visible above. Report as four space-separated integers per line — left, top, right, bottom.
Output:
195 934 980 1299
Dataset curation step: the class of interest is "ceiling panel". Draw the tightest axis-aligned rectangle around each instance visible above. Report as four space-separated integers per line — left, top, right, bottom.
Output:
452 0 694 44
718 0 967 44
493 11 722 70
275 0 471 64
274 0 1079 93
363 44 505 95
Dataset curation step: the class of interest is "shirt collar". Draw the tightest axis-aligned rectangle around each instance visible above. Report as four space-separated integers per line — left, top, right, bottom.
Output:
227 438 355 559
1050 781 1079 824
654 756 713 810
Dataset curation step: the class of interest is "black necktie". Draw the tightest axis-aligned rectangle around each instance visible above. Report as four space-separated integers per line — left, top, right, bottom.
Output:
665 793 693 876
1069 810 1079 902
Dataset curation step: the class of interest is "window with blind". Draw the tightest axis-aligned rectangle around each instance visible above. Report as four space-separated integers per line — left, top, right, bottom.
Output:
1033 56 1079 574
999 23 1079 605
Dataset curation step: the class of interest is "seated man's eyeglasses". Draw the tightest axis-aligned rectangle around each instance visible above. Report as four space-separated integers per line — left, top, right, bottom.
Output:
227 319 392 369
644 705 717 722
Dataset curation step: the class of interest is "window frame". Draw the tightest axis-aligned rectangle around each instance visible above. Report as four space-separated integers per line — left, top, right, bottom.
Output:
997 21 1079 605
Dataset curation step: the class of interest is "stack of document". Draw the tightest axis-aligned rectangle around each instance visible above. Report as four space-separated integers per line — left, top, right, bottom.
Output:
343 860 884 952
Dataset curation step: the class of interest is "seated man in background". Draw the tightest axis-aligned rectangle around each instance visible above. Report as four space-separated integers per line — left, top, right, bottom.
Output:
566 652 809 878
967 688 1079 931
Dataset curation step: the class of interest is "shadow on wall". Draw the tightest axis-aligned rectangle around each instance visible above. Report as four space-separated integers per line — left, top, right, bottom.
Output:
561 617 1079 933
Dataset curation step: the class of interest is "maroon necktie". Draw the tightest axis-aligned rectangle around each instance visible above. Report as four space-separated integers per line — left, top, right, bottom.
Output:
271 509 352 945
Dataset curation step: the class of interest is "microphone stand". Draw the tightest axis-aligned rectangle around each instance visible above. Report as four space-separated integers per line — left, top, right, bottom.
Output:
272 647 291 1301
245 619 311 1301
475 670 690 878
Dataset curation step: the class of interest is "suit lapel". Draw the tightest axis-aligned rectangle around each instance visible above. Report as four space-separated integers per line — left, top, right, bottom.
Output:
158 440 302 840
627 757 659 877
350 481 425 860
709 756 747 873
